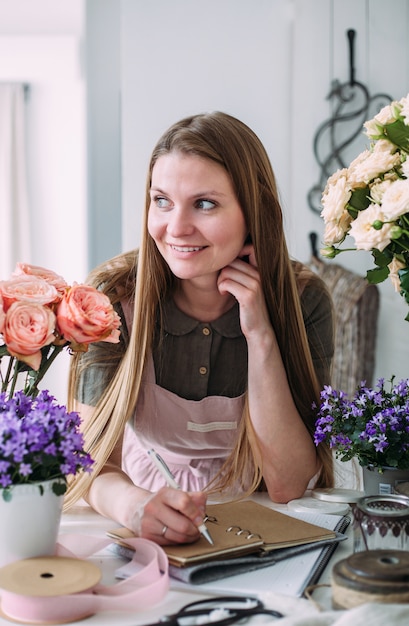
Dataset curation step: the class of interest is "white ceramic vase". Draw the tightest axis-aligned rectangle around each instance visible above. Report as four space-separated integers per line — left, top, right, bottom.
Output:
0 479 64 568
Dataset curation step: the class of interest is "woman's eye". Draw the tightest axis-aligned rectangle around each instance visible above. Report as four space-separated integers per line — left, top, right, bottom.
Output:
196 199 216 210
155 196 171 209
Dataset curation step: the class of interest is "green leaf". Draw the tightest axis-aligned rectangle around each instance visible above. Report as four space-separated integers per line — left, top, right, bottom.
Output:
2 489 12 502
366 265 389 284
385 120 409 152
348 186 371 212
0 345 10 358
399 267 409 293
372 249 392 268
398 267 409 307
52 481 67 496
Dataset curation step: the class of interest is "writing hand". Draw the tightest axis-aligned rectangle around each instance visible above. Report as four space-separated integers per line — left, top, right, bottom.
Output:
136 487 207 546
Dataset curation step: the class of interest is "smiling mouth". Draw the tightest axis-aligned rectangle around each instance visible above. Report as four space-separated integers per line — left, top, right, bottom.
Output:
170 245 205 252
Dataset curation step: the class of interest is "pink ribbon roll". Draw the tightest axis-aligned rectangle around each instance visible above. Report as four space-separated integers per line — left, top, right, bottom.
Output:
0 535 169 624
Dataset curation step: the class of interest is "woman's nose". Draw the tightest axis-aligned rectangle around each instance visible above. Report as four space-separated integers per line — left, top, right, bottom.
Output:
167 207 195 237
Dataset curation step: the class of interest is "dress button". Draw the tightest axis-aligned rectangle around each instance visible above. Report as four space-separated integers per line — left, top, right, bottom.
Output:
199 366 207 375
202 327 211 336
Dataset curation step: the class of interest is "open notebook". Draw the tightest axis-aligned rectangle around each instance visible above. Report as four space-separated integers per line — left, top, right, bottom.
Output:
107 500 345 567
110 505 349 597
168 510 349 594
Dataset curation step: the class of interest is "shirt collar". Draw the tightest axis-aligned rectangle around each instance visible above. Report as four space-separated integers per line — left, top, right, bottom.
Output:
161 298 243 338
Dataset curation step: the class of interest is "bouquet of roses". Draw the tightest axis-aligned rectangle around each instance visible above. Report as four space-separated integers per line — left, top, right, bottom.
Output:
314 377 409 471
320 93 409 320
0 262 121 497
0 262 121 398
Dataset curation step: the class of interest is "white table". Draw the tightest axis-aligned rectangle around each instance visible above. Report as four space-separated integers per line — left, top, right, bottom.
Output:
0 497 353 625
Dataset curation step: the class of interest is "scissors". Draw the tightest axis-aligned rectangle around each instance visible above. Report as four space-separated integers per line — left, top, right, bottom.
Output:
143 595 283 625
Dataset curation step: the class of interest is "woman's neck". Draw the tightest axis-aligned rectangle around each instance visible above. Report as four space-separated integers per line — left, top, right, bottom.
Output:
173 281 236 322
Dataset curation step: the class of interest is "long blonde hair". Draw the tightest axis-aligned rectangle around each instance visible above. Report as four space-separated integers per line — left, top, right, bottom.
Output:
65 112 333 508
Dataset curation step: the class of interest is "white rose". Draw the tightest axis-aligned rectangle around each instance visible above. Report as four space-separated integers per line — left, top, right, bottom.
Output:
381 179 409 220
348 204 394 251
399 93 409 125
369 178 394 204
323 212 352 244
375 103 395 125
348 149 370 174
364 104 395 138
401 158 409 179
388 256 406 292
348 140 400 185
322 168 348 195
364 119 383 139
321 170 351 222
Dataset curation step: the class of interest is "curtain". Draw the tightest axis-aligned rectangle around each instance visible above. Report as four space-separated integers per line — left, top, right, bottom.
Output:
0 84 31 279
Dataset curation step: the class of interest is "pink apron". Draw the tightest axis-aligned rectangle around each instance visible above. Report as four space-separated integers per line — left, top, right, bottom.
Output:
122 357 245 492
121 300 246 492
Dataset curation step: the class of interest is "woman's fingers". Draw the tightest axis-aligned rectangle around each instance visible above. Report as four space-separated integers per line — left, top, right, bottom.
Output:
139 487 207 545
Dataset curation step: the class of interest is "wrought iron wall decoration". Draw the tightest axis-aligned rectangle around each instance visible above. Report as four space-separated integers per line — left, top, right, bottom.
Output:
307 29 392 215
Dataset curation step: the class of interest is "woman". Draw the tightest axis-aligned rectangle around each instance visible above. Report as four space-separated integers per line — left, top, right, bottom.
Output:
65 111 334 546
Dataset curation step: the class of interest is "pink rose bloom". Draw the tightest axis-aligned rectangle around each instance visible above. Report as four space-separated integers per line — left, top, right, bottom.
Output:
0 275 59 311
57 284 121 345
13 263 68 300
3 301 56 370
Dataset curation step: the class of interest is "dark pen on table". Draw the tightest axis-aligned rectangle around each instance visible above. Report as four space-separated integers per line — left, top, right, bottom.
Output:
147 448 214 545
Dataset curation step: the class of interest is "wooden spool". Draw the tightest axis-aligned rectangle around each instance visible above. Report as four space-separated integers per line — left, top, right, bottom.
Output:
332 550 409 609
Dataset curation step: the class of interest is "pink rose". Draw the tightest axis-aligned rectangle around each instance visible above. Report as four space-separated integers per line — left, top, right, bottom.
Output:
56 284 121 345
3 301 56 370
13 263 68 300
0 275 59 311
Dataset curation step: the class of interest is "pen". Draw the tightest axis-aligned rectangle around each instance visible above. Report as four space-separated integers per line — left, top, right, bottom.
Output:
147 448 214 545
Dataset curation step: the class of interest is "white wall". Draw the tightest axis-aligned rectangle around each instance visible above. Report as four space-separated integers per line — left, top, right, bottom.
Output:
0 0 87 402
121 0 294 252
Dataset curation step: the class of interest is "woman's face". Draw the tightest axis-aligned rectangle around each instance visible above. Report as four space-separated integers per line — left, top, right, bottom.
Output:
148 152 248 283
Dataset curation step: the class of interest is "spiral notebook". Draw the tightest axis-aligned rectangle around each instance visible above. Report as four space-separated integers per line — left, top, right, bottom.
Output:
110 505 349 597
107 500 341 567
182 510 350 597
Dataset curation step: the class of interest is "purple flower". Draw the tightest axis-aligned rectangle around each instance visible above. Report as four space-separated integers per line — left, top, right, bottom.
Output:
373 435 389 452
0 474 12 488
19 463 32 476
0 390 94 490
313 377 409 469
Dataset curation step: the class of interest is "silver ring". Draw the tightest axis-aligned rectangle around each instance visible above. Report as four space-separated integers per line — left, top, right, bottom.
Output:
161 525 168 536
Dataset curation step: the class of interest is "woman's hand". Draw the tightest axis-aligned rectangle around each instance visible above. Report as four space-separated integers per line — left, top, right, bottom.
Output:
218 243 318 501
134 487 208 545
217 243 272 341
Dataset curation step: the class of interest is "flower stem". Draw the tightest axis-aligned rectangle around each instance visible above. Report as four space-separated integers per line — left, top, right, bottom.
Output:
394 238 409 253
1 356 14 393
2 356 19 397
24 343 67 397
